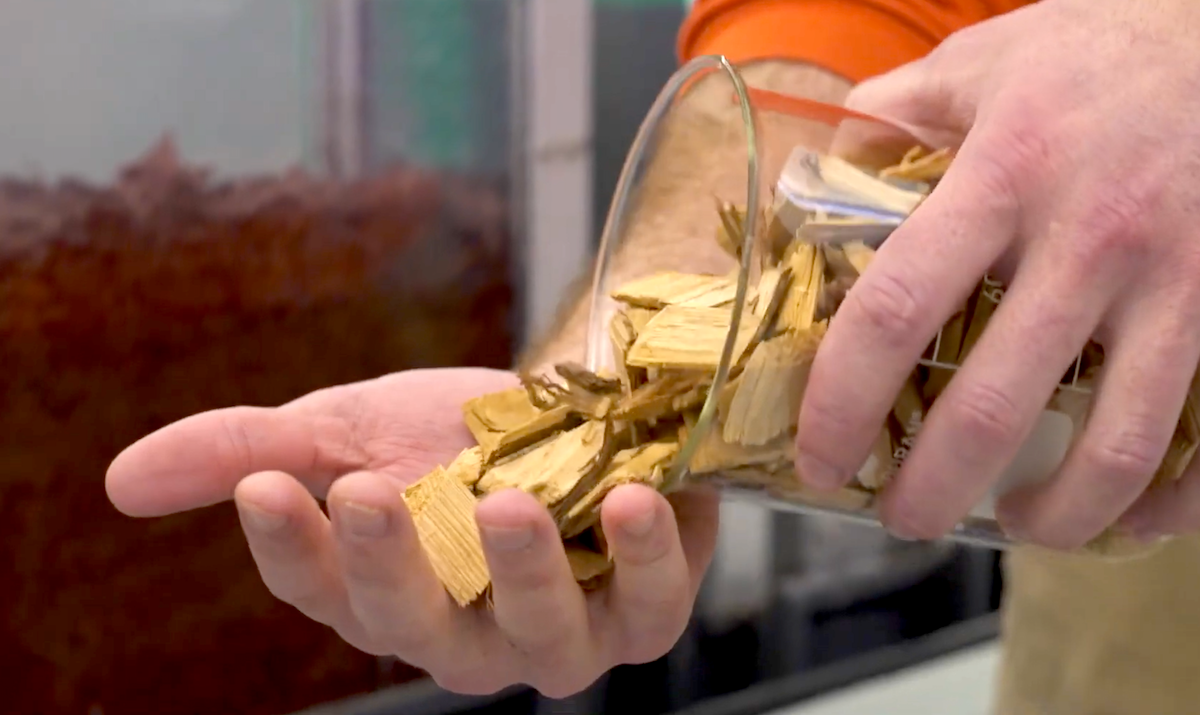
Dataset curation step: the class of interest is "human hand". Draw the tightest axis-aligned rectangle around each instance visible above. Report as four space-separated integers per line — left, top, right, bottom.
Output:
106 367 719 697
793 0 1200 549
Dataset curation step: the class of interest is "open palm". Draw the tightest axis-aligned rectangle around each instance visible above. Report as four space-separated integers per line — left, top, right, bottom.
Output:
106 367 719 697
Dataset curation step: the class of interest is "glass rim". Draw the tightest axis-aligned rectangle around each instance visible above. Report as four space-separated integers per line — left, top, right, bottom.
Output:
585 54 761 488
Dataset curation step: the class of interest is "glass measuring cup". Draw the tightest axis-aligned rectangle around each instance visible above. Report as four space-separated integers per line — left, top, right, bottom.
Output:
584 55 1164 557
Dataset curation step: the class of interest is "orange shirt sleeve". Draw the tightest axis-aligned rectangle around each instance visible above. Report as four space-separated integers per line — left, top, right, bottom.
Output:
678 0 1036 83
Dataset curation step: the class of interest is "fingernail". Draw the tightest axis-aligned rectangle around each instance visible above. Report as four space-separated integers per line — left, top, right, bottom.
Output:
480 523 534 552
239 503 288 533
796 451 844 490
340 501 390 538
621 507 657 538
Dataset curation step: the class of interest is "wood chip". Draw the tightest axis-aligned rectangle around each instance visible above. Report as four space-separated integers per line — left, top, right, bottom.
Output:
715 201 746 259
560 443 677 538
817 154 926 215
446 446 484 491
723 332 819 446
612 371 709 422
839 241 876 275
821 244 859 280
461 388 541 457
485 404 576 463
556 362 623 394
880 147 954 183
608 311 640 393
799 217 895 247
476 420 613 510
922 304 968 402
778 242 824 333
625 307 658 335
626 305 761 371
858 427 896 490
959 275 1005 361
750 267 784 318
613 272 738 309
404 467 490 606
690 426 793 475
565 544 613 586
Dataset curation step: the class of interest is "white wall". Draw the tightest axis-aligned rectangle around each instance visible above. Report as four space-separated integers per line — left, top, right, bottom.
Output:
0 0 307 181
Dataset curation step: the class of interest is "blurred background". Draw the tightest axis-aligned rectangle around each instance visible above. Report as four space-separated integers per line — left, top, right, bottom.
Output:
0 1 1002 713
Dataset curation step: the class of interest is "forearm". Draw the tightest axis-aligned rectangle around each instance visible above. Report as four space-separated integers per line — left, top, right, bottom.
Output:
519 61 853 373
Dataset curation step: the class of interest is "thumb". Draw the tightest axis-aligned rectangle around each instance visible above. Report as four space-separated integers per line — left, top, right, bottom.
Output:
843 59 974 153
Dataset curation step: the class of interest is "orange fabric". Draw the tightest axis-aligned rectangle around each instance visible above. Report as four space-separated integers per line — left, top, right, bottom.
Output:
678 0 1036 83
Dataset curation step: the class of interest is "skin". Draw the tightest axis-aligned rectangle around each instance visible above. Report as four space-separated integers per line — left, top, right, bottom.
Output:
105 62 851 697
794 0 1200 549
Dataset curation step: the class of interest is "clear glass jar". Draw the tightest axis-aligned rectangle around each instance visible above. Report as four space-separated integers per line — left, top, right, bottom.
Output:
0 2 524 713
587 55 1167 557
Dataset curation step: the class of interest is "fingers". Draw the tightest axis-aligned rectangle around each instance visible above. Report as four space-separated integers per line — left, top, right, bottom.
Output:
795 129 1019 491
600 485 702 665
842 14 1021 134
233 471 382 654
1119 456 1200 541
1000 308 1200 548
665 486 722 586
878 237 1109 539
327 472 508 684
840 62 970 153
106 368 520 517
109 405 359 517
476 489 597 698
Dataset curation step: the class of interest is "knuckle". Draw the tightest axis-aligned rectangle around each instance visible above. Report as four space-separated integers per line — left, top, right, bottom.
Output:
1071 185 1156 266
970 122 1048 206
946 382 1023 447
846 270 928 346
309 414 366 477
217 411 255 475
1083 428 1163 488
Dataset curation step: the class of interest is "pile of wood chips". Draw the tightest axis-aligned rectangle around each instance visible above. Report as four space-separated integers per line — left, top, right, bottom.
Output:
404 146 1200 607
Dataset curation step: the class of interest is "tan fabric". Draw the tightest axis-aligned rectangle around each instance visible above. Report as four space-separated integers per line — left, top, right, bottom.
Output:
996 537 1200 715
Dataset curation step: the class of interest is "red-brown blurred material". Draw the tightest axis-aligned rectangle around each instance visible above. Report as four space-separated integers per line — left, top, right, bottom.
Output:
0 138 515 714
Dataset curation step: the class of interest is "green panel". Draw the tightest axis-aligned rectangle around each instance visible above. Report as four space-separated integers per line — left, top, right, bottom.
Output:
370 0 478 168
363 0 513 174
